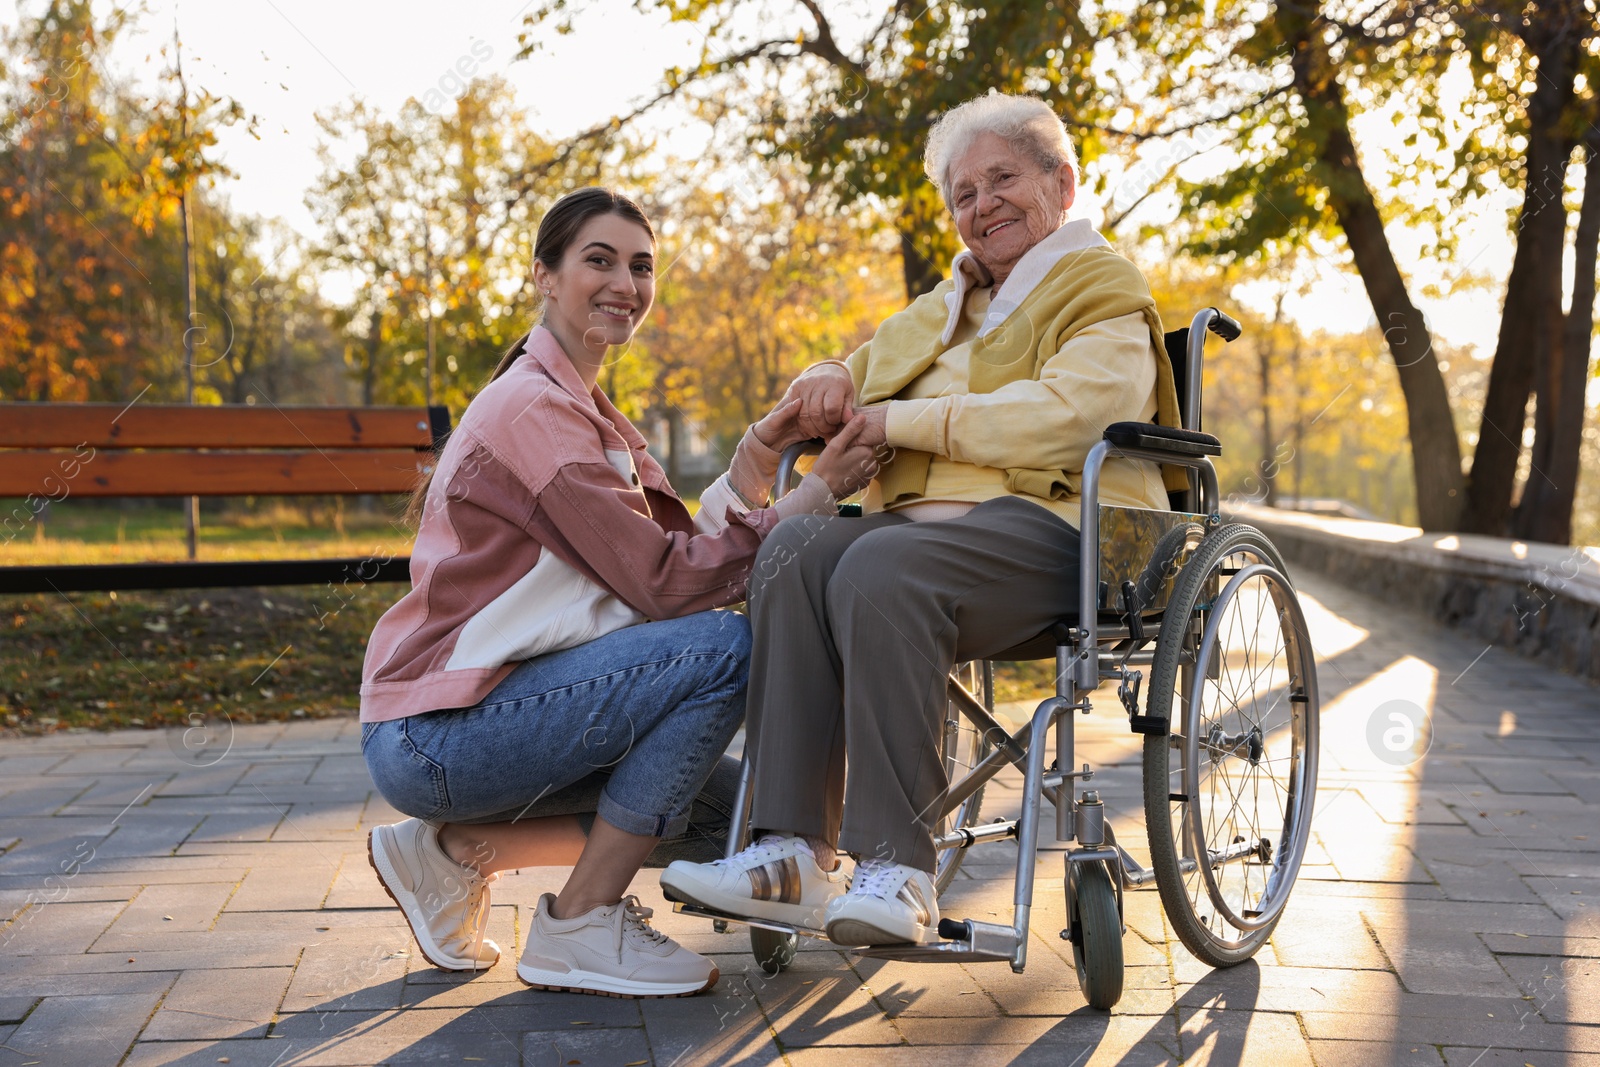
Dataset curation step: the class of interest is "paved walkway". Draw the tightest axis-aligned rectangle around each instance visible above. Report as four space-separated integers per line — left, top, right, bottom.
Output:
1 571 1598 1066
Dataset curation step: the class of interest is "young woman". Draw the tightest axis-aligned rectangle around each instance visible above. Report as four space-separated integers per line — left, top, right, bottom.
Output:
360 187 876 998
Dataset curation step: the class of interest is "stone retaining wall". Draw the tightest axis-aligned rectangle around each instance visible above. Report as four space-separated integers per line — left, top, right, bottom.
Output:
1229 504 1600 683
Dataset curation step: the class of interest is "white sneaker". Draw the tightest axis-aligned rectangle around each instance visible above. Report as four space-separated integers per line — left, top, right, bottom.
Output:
517 893 717 998
823 859 940 946
660 835 848 930
368 818 500 970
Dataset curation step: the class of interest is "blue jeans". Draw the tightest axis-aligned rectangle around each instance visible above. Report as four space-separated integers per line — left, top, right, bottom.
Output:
362 609 750 865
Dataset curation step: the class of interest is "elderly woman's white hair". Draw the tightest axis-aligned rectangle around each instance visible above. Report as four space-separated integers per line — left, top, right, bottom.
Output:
923 92 1079 203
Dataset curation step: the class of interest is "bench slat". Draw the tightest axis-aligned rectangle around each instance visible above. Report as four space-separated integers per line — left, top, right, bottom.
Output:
0 557 413 594
0 403 445 449
0 450 430 498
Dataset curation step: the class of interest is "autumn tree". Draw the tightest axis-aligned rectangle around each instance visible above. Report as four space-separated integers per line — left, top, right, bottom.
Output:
306 77 623 412
1147 0 1598 538
516 1 1187 299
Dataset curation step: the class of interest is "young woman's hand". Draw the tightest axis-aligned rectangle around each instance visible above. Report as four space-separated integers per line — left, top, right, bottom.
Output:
809 416 884 500
751 397 807 451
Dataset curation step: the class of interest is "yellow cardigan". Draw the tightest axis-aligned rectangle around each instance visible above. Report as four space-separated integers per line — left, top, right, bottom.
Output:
840 240 1186 510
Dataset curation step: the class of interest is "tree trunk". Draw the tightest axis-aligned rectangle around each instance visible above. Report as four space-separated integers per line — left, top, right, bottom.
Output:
1514 132 1600 544
1259 294 1283 507
1290 24 1465 530
1463 7 1584 536
362 307 381 406
897 211 944 299
664 405 683 485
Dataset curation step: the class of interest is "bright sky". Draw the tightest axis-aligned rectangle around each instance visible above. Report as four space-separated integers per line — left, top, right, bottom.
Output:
3 0 1516 354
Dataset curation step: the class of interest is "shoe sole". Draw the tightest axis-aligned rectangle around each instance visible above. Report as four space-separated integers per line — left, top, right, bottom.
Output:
367 829 497 973
659 871 830 931
516 962 719 999
824 917 927 947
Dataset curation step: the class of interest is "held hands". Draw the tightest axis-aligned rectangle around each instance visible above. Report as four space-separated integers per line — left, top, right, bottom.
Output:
784 366 855 440
810 416 885 501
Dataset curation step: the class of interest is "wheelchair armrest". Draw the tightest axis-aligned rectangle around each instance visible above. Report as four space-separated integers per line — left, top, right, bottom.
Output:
1104 422 1222 458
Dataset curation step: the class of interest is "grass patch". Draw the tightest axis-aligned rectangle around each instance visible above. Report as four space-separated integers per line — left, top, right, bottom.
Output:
1 585 395 735
990 659 1057 705
1 501 410 734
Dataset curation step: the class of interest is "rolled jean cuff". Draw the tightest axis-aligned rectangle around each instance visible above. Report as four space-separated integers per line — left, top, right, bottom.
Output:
597 787 688 840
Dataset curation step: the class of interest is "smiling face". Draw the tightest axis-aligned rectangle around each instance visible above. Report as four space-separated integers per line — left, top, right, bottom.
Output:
947 130 1076 286
534 213 656 356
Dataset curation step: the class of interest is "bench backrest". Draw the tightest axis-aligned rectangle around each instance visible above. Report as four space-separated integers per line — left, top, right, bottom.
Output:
0 403 450 500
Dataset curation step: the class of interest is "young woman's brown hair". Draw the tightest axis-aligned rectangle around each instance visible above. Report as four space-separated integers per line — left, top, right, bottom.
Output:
404 188 655 527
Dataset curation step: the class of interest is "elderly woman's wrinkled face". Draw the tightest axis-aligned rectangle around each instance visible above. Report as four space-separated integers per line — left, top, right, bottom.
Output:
948 131 1076 285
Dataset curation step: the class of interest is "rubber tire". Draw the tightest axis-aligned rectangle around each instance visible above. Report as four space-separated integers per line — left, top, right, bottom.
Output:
1141 524 1302 967
749 926 798 974
1071 861 1124 1010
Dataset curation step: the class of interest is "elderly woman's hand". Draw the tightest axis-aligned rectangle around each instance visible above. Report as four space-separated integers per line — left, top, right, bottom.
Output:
784 366 855 440
850 405 888 449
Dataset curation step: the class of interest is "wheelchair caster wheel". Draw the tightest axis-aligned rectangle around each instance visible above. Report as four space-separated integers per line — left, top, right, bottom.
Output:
1069 861 1124 1009
749 927 798 974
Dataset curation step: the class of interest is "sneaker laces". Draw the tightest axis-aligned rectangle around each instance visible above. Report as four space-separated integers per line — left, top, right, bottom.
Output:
714 834 792 870
616 895 670 950
849 860 905 900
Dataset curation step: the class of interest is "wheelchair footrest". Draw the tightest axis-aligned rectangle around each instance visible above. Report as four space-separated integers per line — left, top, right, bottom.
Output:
852 918 1019 964
1129 714 1168 736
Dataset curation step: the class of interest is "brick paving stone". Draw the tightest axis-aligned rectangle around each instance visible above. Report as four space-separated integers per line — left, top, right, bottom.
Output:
1176 1007 1313 1064
2 992 164 1065
123 1039 329 1066
0 997 38 1024
638 983 783 1066
96 880 236 942
186 811 283 843
1310 1039 1447 1066
322 851 397 911
2 898 125 955
223 863 339 911
139 966 293 1040
280 932 414 1013
1441 1050 1600 1066
522 1024 654 1067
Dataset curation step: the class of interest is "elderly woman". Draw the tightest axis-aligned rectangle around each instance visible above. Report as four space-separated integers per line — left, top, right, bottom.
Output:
661 93 1185 946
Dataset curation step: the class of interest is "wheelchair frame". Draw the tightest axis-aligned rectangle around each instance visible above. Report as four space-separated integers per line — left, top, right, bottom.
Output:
674 308 1320 1006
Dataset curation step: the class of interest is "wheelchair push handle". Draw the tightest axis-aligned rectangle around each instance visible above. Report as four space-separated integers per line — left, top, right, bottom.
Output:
774 439 826 501
1206 308 1242 342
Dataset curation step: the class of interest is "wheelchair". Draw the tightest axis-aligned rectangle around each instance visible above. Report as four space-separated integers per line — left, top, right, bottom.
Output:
672 308 1321 1011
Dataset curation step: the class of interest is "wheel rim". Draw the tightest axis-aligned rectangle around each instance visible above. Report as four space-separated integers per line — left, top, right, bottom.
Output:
1177 560 1319 943
935 662 990 888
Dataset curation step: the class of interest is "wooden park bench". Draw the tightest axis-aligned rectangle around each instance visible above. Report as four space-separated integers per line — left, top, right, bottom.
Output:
0 402 449 594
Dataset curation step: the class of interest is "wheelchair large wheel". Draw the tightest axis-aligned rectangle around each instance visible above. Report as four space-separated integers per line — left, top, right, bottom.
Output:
933 662 994 894
1068 860 1124 1010
1141 524 1320 967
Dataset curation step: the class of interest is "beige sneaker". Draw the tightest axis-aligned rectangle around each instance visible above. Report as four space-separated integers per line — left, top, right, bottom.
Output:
368 818 500 971
517 893 717 998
